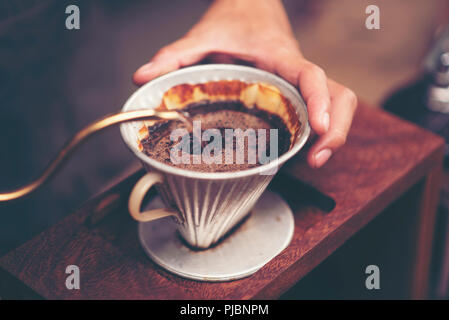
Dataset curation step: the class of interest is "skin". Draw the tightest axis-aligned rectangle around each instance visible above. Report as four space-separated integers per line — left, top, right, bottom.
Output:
133 0 357 168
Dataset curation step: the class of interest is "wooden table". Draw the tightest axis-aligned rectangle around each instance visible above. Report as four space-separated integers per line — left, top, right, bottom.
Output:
0 102 444 300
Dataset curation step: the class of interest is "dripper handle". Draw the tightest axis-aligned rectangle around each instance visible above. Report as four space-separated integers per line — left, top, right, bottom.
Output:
128 172 179 222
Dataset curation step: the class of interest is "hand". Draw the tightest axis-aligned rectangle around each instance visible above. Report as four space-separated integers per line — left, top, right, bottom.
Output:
133 0 357 168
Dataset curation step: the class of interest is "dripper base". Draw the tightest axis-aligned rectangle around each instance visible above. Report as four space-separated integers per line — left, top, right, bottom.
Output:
138 190 294 282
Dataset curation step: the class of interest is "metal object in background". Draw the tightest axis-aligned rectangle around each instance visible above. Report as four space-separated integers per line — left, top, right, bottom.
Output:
428 51 449 113
384 25 449 159
384 23 449 300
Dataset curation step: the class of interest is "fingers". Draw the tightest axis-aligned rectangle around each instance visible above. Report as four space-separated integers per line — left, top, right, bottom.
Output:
133 39 210 86
269 51 331 136
268 50 355 168
297 63 331 135
307 79 358 168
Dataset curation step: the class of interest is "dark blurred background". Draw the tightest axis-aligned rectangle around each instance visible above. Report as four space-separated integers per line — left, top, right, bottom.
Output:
1 0 449 299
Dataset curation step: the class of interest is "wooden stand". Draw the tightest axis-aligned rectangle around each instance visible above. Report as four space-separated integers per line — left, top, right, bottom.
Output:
0 103 444 299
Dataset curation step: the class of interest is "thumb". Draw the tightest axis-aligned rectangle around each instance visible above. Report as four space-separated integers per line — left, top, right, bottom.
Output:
133 39 209 86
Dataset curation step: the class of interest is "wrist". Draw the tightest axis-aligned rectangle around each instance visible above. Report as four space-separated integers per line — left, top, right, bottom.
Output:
211 0 284 16
205 0 293 33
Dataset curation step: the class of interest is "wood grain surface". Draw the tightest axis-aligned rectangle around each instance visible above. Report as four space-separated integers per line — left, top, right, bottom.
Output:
0 102 444 299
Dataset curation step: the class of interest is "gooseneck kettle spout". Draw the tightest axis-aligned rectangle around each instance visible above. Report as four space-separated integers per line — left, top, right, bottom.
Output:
0 109 182 202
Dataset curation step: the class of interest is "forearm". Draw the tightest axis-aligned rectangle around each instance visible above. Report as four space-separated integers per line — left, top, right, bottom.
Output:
202 0 294 36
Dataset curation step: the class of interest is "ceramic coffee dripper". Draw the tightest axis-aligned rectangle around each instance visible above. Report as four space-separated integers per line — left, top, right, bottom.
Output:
121 64 310 249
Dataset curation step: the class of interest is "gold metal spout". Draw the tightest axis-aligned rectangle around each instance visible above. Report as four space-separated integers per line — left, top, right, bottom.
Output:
0 109 182 202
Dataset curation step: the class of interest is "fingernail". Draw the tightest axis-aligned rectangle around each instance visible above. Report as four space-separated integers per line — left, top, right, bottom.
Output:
322 112 330 132
314 148 332 168
137 62 154 75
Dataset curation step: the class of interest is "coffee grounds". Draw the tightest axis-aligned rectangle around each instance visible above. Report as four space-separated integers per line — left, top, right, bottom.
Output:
141 100 291 172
